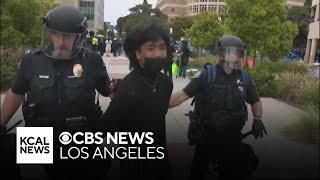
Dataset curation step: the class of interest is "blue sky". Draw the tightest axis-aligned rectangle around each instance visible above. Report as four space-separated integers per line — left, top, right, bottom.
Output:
104 0 157 26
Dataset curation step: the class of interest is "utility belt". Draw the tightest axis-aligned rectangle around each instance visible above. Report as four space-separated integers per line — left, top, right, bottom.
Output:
23 103 103 132
203 110 246 133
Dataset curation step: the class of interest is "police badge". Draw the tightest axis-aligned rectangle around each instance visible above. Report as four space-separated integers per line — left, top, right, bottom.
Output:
73 64 83 78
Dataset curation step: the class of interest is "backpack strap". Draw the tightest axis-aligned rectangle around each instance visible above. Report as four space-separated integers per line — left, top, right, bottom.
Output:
240 68 248 85
207 64 217 88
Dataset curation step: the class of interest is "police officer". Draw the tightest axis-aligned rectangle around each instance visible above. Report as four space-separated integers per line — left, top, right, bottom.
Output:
0 5 111 179
169 35 267 179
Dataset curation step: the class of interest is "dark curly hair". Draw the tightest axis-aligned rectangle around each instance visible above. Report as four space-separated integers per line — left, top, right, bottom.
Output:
123 20 170 69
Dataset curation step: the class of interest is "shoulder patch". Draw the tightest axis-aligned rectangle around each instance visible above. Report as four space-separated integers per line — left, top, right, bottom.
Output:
18 59 22 69
193 71 201 79
252 79 256 86
31 48 42 55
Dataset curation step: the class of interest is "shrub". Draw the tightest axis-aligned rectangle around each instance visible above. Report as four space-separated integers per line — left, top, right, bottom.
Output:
275 72 319 109
0 47 24 91
190 55 219 69
246 60 309 97
1 64 17 91
246 66 276 97
283 106 319 145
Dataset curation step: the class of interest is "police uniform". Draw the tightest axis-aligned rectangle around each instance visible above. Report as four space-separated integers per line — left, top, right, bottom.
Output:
103 65 173 180
11 48 111 179
183 64 260 179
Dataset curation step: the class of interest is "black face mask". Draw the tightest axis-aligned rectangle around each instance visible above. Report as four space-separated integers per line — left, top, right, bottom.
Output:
142 57 166 76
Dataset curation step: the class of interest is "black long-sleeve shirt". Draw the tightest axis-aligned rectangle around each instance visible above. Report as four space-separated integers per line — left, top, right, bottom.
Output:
103 68 173 147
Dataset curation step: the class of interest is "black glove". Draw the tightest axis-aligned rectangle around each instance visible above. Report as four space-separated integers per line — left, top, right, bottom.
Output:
252 118 267 139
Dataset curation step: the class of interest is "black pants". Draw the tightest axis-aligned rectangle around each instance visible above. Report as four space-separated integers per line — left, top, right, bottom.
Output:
119 145 172 180
0 134 22 180
190 131 258 180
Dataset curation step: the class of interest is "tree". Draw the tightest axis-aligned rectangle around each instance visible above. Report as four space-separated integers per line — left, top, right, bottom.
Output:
0 0 58 49
225 0 298 62
0 0 58 91
115 0 168 34
170 16 194 41
187 12 224 50
287 0 312 48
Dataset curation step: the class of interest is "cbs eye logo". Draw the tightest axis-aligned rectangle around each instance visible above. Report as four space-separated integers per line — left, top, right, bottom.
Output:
59 132 72 145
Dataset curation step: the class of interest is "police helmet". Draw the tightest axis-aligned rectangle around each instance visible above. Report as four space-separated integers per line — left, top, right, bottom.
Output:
216 35 246 69
41 5 87 60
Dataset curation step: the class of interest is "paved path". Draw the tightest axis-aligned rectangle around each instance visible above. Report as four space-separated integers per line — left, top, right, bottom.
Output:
1 55 319 179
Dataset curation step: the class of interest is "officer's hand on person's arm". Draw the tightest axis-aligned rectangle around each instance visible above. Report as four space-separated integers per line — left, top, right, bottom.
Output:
109 78 122 100
169 90 190 108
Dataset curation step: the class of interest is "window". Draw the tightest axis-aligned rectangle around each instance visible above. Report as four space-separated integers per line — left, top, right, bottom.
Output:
193 5 199 13
200 4 207 12
208 5 217 12
218 5 225 14
187 6 192 14
219 0 224 2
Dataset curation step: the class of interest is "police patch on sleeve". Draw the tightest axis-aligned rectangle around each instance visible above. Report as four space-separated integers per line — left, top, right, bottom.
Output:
193 71 201 79
18 59 22 69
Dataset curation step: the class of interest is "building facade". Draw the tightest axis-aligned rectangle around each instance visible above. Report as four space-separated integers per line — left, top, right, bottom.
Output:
54 0 104 33
304 0 319 63
156 0 306 22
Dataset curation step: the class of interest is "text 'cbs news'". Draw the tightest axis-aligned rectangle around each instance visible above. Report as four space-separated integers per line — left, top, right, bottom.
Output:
16 127 165 164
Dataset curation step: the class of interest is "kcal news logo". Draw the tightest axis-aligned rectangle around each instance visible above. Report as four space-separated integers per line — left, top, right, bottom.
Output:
16 127 53 164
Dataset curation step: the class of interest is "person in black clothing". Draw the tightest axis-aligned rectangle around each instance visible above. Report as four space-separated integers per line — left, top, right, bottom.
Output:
103 21 173 180
179 40 190 78
169 35 266 179
0 5 112 180
164 42 175 78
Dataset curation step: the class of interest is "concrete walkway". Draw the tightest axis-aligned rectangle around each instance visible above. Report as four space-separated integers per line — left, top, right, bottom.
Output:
1 55 319 179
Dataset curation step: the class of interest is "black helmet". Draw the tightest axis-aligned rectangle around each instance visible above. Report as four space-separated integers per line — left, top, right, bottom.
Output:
216 35 246 69
43 5 87 34
217 35 245 49
41 5 87 60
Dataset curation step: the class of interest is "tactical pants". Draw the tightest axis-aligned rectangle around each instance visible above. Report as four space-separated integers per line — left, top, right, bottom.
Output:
190 130 258 180
119 145 172 180
0 134 22 180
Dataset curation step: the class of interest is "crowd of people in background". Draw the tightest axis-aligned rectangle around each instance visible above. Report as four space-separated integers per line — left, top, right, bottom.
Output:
84 31 192 79
85 32 124 57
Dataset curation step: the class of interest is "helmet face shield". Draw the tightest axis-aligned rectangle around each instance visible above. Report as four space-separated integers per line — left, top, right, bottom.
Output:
219 46 246 69
41 28 84 60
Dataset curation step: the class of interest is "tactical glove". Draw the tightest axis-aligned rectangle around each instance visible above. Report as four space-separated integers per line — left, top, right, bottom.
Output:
252 118 267 139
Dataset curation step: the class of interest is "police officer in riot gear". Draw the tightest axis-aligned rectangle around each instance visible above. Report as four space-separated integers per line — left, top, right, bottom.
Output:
1 5 111 179
169 35 267 179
